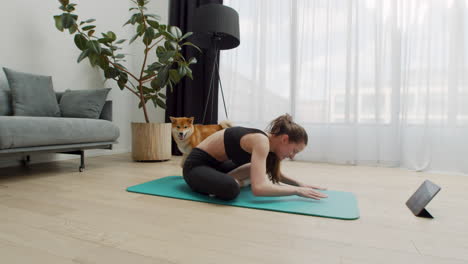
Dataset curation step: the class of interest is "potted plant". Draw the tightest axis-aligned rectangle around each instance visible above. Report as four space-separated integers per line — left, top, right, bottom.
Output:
53 0 199 161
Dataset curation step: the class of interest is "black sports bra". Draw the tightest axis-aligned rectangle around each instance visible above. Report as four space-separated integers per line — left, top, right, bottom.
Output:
224 126 268 165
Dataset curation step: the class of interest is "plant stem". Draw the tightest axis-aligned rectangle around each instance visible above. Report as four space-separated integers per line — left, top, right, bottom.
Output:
111 78 139 96
148 36 164 50
138 7 150 123
108 60 139 82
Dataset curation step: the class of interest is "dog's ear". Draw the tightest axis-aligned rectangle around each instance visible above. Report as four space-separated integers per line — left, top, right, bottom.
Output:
169 116 176 124
189 117 194 124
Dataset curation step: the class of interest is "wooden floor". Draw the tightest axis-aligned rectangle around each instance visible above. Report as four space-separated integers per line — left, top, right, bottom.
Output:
0 153 467 264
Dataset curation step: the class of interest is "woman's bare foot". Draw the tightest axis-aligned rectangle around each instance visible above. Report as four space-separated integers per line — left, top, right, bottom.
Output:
236 178 251 187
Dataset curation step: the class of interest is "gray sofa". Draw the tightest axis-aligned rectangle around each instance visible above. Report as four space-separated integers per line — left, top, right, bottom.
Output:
0 69 120 172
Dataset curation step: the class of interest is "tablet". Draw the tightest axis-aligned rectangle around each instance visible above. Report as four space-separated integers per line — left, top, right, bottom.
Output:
406 180 441 218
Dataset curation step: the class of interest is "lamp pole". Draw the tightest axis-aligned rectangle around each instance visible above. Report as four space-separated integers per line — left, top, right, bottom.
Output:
201 35 229 124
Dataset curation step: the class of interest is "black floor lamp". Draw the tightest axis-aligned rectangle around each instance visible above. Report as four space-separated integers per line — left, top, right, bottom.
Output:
192 4 240 123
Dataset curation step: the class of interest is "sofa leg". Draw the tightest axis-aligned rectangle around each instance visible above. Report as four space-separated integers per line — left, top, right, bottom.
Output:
79 150 85 172
21 155 31 167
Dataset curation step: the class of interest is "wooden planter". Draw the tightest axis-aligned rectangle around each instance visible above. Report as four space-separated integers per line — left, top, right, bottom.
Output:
131 122 171 161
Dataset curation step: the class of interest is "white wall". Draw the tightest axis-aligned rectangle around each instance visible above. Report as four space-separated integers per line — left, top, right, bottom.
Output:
0 0 169 168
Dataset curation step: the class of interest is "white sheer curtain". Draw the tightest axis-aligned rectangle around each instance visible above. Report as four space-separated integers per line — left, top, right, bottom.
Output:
220 0 468 175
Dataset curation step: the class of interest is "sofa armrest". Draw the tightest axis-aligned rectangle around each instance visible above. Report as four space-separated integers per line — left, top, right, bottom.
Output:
100 101 112 121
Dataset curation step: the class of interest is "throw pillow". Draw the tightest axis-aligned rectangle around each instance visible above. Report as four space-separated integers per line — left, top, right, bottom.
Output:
0 69 12 115
3 67 61 117
59 88 111 119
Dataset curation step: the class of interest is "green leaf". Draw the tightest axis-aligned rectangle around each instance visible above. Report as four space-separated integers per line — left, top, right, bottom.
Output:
115 54 125 59
156 46 167 56
158 50 176 63
150 77 161 90
180 32 193 41
98 37 111 44
158 66 170 86
53 15 64 32
181 42 201 52
162 31 176 40
141 86 152 94
167 80 174 92
158 92 166 99
59 0 69 6
96 55 109 70
185 66 193 79
82 25 95 31
188 57 197 65
101 48 113 56
147 20 159 29
145 14 160 20
115 39 126 44
104 67 119 79
169 69 181 83
129 33 139 44
118 73 128 90
123 18 133 26
177 65 187 77
87 40 101 54
135 13 144 24
137 0 145 6
61 13 75 29
68 24 78 34
84 18 96 23
77 49 89 63
65 4 76 12
74 34 88 50
143 27 155 45
155 97 166 109
87 30 95 37
88 53 98 66
164 40 177 51
107 31 117 41
136 24 145 36
169 26 182 39
147 61 164 71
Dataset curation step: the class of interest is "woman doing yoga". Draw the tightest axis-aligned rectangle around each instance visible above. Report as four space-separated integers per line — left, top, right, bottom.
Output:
182 114 328 201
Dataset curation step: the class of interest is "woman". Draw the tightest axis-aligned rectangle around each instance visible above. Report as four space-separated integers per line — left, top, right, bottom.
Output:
182 114 327 201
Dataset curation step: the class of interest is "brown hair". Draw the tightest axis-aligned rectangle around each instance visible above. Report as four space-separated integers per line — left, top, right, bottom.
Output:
265 114 308 183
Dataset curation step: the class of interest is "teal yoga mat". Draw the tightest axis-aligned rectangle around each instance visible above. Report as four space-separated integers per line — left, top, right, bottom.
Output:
127 176 360 220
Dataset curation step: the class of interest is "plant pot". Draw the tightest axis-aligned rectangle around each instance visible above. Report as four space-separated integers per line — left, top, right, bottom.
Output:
131 122 171 161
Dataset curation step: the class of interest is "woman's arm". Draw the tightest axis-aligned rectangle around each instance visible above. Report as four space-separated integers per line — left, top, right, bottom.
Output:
279 172 300 186
280 171 327 190
248 136 327 199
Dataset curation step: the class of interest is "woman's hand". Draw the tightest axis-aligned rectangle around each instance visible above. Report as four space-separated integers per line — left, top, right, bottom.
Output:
295 187 328 200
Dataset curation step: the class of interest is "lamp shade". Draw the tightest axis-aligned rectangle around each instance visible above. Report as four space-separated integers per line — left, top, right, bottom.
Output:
192 4 240 50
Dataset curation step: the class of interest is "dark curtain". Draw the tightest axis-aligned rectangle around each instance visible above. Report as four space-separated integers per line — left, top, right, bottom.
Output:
166 0 223 155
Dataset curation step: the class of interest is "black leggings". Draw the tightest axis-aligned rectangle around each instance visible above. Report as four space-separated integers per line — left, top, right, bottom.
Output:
183 148 241 201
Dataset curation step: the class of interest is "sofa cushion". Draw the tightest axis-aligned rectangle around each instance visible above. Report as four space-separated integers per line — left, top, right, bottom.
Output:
3 68 61 117
59 88 111 119
0 116 120 150
0 69 12 116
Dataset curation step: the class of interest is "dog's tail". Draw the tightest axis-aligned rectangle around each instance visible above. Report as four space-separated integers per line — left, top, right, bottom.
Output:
219 120 233 129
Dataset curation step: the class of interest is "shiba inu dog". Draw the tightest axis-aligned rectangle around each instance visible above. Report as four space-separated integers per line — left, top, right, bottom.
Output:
170 116 232 166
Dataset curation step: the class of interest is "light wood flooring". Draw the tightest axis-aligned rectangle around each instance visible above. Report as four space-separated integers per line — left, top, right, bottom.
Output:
0 153 467 264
